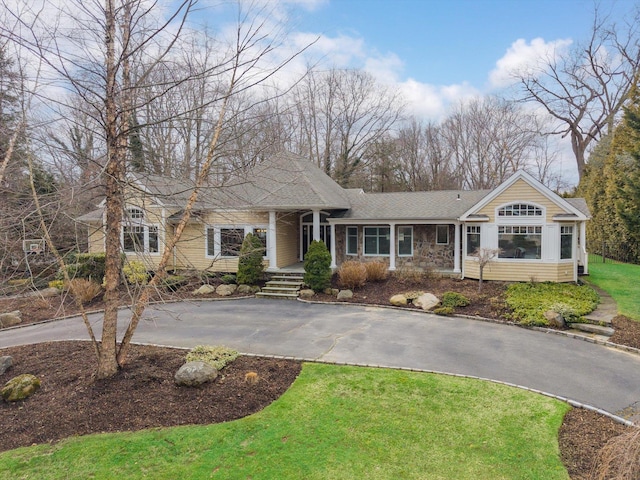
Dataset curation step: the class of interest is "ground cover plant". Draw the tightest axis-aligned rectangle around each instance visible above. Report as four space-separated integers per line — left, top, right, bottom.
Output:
505 282 600 326
586 256 640 320
0 350 574 480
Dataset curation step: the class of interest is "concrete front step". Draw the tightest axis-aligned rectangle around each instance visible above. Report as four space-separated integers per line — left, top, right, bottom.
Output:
255 291 299 299
270 276 304 282
267 281 304 287
261 287 301 294
568 322 615 336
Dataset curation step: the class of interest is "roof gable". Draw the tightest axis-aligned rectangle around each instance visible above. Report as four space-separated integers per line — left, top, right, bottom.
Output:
460 170 589 220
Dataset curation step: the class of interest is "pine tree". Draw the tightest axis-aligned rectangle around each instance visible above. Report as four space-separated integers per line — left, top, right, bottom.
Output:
236 233 265 285
617 85 640 245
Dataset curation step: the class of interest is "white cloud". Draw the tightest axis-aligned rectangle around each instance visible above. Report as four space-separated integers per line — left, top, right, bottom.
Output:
398 79 479 120
489 37 573 88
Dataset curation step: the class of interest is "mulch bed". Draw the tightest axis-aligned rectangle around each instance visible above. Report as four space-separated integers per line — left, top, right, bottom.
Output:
0 341 301 453
2 275 640 478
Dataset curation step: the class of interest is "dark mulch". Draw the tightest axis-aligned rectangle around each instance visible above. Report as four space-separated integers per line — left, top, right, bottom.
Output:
0 341 301 453
2 276 640 477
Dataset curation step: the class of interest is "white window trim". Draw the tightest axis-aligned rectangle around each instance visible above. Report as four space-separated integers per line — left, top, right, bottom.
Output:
560 224 574 261
496 202 545 219
436 225 449 245
497 225 543 260
121 223 160 255
397 226 413 257
363 226 391 257
465 225 481 257
206 225 260 259
346 226 358 256
249 225 269 259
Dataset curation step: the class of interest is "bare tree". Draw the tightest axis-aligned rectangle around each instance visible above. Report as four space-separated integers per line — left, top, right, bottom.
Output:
475 247 500 292
292 68 405 187
513 6 640 179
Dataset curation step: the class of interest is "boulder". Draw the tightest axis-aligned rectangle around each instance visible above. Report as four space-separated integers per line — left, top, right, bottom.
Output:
2 374 41 402
193 284 216 295
174 361 218 387
0 311 22 328
216 284 237 296
37 287 61 298
544 310 566 328
414 293 440 311
237 284 260 294
389 294 408 306
0 356 12 375
324 288 340 296
337 289 353 300
299 289 315 298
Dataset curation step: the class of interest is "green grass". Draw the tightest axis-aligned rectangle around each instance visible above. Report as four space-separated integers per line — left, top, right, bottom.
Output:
586 257 640 320
0 363 570 479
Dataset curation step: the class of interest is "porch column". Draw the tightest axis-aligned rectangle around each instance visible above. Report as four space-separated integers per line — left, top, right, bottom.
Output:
389 223 396 271
453 223 461 273
330 223 337 269
267 210 277 271
580 221 588 275
312 209 321 241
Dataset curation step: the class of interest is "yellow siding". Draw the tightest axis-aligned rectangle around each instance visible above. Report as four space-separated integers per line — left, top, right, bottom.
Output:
476 179 568 221
276 212 299 267
464 260 575 282
88 225 104 254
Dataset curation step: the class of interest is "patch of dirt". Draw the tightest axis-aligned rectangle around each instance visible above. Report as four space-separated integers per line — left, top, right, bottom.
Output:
0 341 301 453
0 341 633 479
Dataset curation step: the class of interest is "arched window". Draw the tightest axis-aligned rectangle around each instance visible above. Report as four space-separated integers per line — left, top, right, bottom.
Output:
497 203 542 217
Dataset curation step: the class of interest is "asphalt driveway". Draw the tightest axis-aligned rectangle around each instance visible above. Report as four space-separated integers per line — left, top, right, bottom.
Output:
1 298 639 419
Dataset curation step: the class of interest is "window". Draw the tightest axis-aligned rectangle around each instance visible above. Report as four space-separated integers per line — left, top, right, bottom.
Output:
561 226 573 259
364 227 390 255
436 225 449 245
123 225 158 253
206 228 216 257
127 207 144 220
346 226 358 255
466 225 480 256
398 226 413 256
498 203 542 217
220 228 244 257
498 226 542 259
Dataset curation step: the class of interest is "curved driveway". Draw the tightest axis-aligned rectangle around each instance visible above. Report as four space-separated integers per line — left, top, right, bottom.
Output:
1 298 640 419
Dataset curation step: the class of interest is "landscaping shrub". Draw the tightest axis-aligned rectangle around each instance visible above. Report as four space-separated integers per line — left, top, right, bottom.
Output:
433 306 454 316
68 278 103 303
221 274 237 285
162 275 188 292
122 260 148 284
441 292 470 308
394 267 425 284
185 345 239 370
303 240 332 292
364 261 388 282
236 233 265 285
338 261 367 289
505 282 599 326
56 252 107 282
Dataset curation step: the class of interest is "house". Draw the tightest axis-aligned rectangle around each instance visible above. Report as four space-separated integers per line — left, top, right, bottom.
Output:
77 151 590 282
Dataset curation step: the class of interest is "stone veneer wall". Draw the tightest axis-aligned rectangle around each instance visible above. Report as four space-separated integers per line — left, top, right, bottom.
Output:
333 224 455 271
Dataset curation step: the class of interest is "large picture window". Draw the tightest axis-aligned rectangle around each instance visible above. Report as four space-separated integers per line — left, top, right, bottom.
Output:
498 226 542 259
220 228 244 257
466 225 480 256
364 227 390 256
346 226 358 255
398 226 413 256
561 226 573 259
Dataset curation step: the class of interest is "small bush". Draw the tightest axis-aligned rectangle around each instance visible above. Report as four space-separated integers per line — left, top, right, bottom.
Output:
364 261 388 282
68 278 103 303
338 261 367 289
48 280 66 291
186 345 239 370
237 233 265 285
303 240 332 292
162 275 188 292
441 292 470 308
57 253 107 282
244 371 259 384
221 274 237 285
122 261 148 285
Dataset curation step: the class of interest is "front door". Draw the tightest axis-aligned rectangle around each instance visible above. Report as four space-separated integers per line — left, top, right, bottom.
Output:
300 212 331 260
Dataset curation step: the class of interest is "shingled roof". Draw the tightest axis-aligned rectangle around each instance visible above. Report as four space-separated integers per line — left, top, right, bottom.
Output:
332 189 491 221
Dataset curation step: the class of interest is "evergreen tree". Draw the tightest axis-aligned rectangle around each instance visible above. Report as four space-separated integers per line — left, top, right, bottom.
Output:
236 233 265 285
617 85 640 244
303 240 332 291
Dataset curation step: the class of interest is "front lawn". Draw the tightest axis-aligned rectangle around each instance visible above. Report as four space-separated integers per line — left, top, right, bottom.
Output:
0 363 571 479
586 257 640 320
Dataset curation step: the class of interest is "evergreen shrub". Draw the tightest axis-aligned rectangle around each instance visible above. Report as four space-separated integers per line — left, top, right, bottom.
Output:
304 240 332 292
